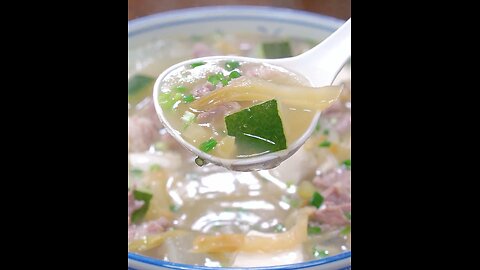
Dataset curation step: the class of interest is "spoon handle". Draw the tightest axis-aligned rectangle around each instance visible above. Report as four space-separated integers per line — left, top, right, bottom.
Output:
272 18 351 86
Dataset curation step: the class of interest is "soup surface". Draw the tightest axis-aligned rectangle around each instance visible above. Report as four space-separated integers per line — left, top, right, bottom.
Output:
128 32 351 267
157 59 321 159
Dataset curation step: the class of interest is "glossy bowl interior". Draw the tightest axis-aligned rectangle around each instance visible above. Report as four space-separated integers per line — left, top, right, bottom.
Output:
128 5 351 270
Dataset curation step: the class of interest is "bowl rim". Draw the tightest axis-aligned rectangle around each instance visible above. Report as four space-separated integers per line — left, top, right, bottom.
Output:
129 251 351 270
128 5 344 38
128 5 350 269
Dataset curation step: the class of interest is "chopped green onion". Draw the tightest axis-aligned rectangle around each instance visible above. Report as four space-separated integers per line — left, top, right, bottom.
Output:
313 247 329 258
345 212 351 220
212 225 224 230
190 35 202 41
190 61 206 68
282 195 300 208
199 139 217 153
340 225 351 235
224 207 246 213
183 94 195 103
308 225 322 235
169 204 180 212
318 140 331 148
158 92 184 111
315 123 321 132
130 168 143 178
274 223 286 233
149 164 162 172
181 111 196 127
310 191 324 208
157 92 171 104
207 74 222 86
172 86 187 92
323 129 330 135
342 159 351 170
229 70 242 79
286 181 295 189
220 78 230 86
154 142 167 151
172 93 184 109
208 73 230 86
131 190 153 223
225 61 240 71
195 157 206 166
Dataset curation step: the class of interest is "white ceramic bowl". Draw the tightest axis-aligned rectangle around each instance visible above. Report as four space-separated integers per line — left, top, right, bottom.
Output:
128 6 351 270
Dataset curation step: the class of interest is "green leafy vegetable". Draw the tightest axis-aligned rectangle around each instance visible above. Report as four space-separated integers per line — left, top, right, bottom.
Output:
128 75 155 104
323 129 330 135
345 212 351 220
308 225 322 235
191 61 206 68
262 42 292 59
225 99 287 153
131 190 153 223
199 139 217 153
319 140 331 148
128 75 154 96
310 191 324 208
225 61 240 71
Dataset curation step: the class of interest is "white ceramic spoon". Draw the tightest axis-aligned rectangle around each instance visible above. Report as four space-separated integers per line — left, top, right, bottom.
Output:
153 19 351 171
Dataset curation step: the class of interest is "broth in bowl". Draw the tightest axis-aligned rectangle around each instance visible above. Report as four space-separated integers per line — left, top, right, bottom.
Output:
128 31 351 267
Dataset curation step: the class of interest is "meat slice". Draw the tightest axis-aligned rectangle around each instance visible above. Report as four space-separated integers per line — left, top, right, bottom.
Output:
240 63 277 79
128 116 160 152
192 83 215 97
128 187 171 242
333 113 351 134
128 189 144 226
139 99 163 129
311 169 351 226
197 102 241 123
313 202 351 226
128 99 165 152
128 217 171 242
313 169 351 191
193 42 215 58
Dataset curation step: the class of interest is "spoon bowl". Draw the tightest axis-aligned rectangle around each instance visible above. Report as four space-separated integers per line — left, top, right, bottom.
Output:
153 19 351 171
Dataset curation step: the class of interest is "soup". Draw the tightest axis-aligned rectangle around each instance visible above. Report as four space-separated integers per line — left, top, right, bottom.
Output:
128 32 351 267
157 59 341 159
